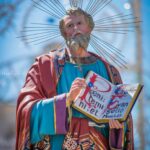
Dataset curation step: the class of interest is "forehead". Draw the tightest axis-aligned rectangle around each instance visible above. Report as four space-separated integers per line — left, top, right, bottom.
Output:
63 14 86 25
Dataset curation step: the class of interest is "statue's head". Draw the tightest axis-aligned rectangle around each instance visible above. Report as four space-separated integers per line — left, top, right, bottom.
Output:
59 8 95 51
59 7 94 38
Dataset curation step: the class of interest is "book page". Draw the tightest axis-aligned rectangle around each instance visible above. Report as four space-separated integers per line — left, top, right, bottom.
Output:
101 84 141 119
73 71 115 119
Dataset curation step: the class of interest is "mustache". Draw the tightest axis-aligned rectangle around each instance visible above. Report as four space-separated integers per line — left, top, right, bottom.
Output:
67 33 90 44
72 30 83 38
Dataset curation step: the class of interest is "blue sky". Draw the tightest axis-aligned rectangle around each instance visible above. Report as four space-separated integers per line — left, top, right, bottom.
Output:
142 0 150 88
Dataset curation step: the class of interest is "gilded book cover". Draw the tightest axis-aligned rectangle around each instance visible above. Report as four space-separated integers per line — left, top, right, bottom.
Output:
72 71 143 123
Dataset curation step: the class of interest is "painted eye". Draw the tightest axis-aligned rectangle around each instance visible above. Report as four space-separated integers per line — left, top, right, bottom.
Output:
68 24 73 28
78 21 81 25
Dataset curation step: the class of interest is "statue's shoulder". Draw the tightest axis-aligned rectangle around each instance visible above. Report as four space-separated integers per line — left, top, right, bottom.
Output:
49 48 66 59
35 48 66 63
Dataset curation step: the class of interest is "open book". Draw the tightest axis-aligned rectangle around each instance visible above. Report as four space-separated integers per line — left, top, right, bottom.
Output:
72 71 143 123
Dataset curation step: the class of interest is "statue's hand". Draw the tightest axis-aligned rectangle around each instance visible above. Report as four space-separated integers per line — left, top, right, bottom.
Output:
109 119 123 129
67 78 86 106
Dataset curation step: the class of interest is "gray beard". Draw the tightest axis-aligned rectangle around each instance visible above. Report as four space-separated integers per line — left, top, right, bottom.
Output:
66 34 90 51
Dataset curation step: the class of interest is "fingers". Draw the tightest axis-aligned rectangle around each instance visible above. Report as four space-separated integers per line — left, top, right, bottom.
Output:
109 119 123 129
71 78 86 88
69 87 82 95
115 120 123 128
73 78 86 84
71 83 86 89
73 78 86 83
67 78 87 106
109 119 114 129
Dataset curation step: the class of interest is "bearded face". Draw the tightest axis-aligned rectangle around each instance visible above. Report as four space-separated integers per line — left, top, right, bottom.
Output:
66 32 91 51
62 14 92 53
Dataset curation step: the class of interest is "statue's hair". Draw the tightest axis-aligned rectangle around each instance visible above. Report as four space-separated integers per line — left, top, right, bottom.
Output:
59 7 95 39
